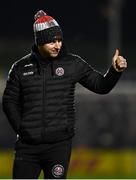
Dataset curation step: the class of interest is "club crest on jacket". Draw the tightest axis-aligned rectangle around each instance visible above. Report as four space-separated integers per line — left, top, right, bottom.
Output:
55 67 64 76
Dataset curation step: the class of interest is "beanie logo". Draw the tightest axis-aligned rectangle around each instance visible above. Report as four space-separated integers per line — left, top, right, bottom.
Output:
55 67 64 76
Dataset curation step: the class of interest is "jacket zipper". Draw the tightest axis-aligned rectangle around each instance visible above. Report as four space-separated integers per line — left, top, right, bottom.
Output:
42 68 47 139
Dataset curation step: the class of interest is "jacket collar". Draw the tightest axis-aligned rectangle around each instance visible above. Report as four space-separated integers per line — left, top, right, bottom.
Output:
31 43 68 60
30 44 68 75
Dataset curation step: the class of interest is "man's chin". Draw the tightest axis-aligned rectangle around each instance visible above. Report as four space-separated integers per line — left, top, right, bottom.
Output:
50 53 59 57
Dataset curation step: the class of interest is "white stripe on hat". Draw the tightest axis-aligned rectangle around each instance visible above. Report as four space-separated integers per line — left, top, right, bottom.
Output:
34 19 59 32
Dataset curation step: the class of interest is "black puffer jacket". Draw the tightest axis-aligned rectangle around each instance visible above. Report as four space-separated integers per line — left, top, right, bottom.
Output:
2 45 122 144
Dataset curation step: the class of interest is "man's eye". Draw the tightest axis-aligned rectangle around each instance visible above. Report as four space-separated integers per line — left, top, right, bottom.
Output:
57 38 62 42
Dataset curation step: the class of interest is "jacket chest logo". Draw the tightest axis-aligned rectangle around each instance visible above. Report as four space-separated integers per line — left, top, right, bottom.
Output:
24 63 33 67
55 67 64 76
23 71 34 76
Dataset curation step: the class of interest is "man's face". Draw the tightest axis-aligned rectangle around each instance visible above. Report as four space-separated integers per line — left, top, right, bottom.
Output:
38 39 62 58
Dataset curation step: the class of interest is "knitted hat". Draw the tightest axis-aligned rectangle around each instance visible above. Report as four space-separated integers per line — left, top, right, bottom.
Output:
33 10 63 45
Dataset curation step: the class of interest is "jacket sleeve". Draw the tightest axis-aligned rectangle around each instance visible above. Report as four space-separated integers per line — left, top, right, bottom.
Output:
2 62 22 134
76 56 122 94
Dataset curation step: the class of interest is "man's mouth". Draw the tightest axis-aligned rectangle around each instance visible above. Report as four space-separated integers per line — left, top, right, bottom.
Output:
52 50 60 53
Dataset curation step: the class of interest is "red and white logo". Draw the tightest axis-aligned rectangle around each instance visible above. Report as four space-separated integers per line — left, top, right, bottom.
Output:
55 67 64 76
52 164 64 178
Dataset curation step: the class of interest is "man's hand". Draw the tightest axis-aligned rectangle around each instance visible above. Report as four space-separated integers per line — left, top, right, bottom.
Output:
112 49 127 72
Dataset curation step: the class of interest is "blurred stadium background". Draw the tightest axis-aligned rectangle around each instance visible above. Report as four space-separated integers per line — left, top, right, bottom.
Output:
1 0 136 178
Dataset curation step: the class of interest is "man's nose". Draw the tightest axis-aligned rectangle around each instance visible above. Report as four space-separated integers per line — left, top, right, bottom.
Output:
54 41 60 49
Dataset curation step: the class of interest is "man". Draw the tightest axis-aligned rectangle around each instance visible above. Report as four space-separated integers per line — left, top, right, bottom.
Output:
2 10 127 179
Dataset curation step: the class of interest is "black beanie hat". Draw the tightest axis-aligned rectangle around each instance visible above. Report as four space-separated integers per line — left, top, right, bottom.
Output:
33 10 63 45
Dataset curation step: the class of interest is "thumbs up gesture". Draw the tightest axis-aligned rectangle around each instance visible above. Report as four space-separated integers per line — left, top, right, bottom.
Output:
112 49 127 72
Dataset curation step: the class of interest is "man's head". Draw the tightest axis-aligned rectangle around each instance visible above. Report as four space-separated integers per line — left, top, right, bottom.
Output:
33 10 63 58
33 10 63 45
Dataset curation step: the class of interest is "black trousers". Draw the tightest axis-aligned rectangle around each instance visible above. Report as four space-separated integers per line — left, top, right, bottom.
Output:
13 139 72 179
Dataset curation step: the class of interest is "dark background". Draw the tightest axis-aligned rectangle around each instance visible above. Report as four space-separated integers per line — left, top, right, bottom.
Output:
0 0 135 41
0 0 135 72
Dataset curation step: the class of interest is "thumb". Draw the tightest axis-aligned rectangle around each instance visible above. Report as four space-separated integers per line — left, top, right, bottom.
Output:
113 49 119 60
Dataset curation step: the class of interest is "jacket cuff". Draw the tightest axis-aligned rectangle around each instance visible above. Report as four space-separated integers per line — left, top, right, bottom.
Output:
109 66 123 75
